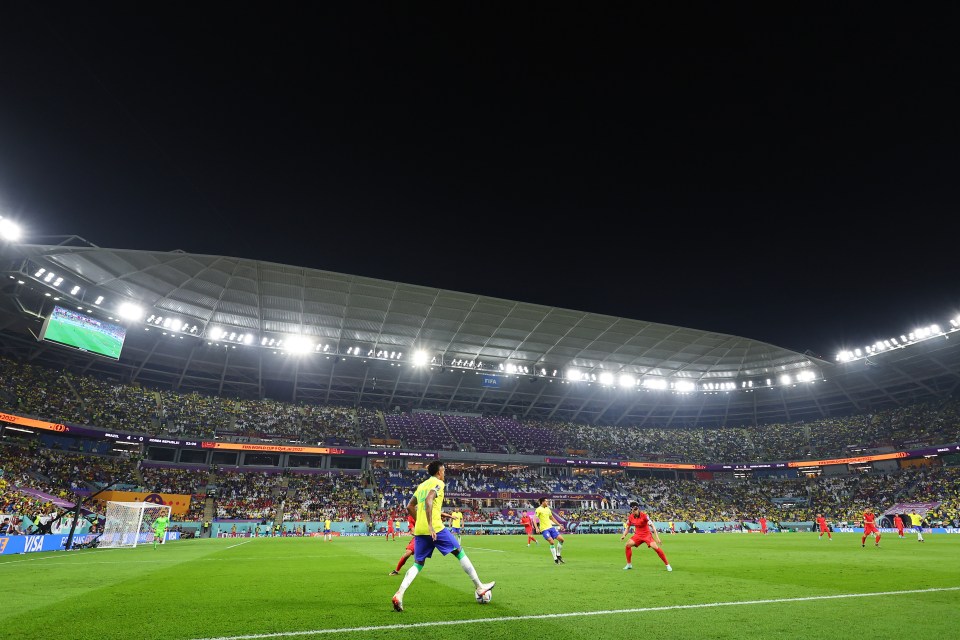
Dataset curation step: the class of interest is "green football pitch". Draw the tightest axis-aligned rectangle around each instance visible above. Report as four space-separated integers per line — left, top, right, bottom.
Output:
2 533 957 639
43 321 123 359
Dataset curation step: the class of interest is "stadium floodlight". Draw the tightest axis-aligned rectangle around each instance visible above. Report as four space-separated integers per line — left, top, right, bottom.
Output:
209 327 223 340
643 377 667 390
94 295 104 305
598 372 614 386
779 374 792 385
70 285 80 295
412 350 429 366
618 374 636 388
117 302 144 321
0 216 21 242
674 380 695 392
285 335 313 354
44 272 55 282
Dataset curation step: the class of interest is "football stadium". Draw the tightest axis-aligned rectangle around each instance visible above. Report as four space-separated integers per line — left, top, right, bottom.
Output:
2 6 959 639
0 238 958 639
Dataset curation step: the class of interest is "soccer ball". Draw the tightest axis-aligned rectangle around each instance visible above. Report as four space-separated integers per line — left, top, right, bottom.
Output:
476 590 493 604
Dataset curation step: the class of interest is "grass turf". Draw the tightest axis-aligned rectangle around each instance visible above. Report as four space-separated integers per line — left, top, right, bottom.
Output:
2 532 957 639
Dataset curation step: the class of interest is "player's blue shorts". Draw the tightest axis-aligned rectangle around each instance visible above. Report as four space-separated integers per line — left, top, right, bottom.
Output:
541 526 560 541
413 528 460 563
323 529 331 533
452 527 461 535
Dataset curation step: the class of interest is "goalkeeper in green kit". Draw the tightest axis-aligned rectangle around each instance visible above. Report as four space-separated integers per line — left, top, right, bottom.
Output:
153 514 169 549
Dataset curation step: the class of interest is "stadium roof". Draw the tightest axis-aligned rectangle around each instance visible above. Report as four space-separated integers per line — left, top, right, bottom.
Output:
2 241 959 428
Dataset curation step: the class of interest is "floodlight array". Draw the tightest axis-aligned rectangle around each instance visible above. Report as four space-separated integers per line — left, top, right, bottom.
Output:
14 254 960 394
836 319 960 363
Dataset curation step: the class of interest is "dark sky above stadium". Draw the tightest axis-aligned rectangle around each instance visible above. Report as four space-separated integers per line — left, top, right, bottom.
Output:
1 5 959 359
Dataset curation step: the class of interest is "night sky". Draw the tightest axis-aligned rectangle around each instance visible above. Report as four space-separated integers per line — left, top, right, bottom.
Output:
1 5 958 359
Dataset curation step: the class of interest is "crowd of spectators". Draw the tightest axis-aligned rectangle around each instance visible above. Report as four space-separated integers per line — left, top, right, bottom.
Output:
3 355 960 534
4 356 960 465
4 437 959 531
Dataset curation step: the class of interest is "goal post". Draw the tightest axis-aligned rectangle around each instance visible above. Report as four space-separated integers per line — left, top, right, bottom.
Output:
99 501 172 549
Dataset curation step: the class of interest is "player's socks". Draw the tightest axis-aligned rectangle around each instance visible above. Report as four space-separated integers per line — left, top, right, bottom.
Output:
456 552 481 586
397 563 421 596
655 548 668 565
625 547 633 563
550 545 557 560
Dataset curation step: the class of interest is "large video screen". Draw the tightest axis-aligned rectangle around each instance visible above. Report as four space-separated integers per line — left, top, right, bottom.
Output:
39 305 126 360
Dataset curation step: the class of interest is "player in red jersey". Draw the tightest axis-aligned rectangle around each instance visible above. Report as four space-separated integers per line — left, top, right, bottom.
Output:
520 512 538 546
386 515 396 541
389 515 417 575
893 514 905 539
621 502 671 571
759 516 768 535
816 514 832 540
862 509 881 547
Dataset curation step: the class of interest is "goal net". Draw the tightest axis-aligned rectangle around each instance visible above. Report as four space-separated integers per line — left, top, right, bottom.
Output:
99 501 172 549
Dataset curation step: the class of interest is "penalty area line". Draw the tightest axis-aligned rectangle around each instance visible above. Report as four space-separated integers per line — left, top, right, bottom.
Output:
191 585 960 640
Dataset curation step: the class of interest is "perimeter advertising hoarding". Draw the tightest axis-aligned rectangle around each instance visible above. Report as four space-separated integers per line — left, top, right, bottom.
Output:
0 532 181 556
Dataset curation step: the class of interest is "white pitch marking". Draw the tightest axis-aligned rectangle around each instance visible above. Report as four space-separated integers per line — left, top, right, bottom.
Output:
224 539 253 550
191 585 960 640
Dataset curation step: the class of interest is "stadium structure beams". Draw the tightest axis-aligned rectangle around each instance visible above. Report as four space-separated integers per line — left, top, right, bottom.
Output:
2 245 960 429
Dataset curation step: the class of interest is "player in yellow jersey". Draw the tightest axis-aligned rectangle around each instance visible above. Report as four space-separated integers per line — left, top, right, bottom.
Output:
534 497 566 564
450 507 464 542
391 461 495 612
323 516 332 542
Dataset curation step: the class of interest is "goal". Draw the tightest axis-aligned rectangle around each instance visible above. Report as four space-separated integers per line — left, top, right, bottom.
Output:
99 501 172 549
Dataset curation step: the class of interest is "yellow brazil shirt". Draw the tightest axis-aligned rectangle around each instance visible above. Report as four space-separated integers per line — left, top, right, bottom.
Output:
413 477 446 535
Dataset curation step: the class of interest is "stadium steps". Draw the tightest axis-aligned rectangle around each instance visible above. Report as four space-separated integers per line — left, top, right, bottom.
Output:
60 374 85 413
203 496 215 526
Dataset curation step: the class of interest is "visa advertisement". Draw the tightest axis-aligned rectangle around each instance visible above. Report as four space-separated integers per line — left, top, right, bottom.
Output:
0 532 181 555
